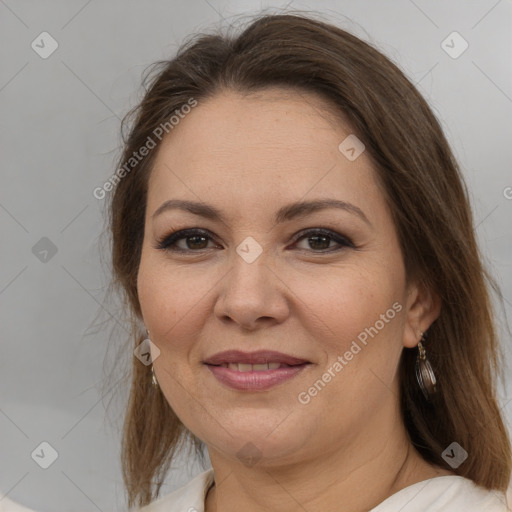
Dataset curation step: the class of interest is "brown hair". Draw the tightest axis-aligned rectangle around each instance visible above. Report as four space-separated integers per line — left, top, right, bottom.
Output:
107 11 512 509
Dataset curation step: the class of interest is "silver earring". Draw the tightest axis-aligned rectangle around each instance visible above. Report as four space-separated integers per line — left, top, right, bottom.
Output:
146 329 159 389
151 365 159 388
415 331 438 402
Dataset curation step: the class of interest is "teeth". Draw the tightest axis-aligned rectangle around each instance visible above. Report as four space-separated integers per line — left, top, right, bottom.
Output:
219 362 284 371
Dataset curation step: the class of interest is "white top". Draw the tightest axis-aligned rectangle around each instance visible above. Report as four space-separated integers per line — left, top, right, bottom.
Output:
0 497 37 512
140 468 510 512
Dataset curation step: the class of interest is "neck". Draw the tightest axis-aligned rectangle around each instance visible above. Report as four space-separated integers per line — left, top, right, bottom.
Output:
204 401 449 512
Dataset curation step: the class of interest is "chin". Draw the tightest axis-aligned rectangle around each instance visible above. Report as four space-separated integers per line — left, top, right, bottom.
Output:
206 423 310 467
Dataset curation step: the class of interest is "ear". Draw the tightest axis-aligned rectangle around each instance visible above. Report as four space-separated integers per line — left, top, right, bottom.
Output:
402 279 441 349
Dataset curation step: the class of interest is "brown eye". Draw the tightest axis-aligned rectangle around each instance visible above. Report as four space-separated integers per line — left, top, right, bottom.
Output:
293 229 354 252
155 229 219 252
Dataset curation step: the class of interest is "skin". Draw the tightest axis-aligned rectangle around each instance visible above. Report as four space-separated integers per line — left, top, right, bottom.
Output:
137 88 453 512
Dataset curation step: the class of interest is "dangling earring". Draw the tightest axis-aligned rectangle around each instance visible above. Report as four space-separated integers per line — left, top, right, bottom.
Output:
151 365 159 388
146 329 159 389
415 330 438 402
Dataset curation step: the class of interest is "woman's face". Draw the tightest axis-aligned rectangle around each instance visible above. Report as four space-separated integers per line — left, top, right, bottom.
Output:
137 88 434 467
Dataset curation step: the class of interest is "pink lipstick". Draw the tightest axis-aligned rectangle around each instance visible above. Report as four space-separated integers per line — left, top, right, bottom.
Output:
203 350 311 391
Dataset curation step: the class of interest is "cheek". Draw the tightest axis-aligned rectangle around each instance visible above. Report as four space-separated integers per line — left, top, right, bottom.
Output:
292 263 407 403
137 257 169 329
137 251 178 344
137 254 215 352
291 267 405 422
290 263 402 348
137 258 207 412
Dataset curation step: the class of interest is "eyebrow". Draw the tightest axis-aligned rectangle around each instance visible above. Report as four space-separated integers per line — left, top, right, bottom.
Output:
152 198 371 226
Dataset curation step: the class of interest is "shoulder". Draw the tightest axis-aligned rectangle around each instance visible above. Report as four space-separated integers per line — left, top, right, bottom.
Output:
371 475 509 512
0 497 37 512
139 468 214 512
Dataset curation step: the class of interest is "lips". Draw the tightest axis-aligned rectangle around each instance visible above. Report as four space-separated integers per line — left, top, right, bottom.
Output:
203 349 310 367
204 350 312 391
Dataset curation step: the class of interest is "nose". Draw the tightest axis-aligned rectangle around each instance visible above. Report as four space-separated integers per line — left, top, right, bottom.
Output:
213 246 290 330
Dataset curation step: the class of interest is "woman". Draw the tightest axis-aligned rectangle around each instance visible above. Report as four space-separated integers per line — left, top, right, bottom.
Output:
108 12 512 511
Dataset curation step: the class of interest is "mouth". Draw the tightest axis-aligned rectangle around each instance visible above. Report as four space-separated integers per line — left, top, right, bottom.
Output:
203 350 312 391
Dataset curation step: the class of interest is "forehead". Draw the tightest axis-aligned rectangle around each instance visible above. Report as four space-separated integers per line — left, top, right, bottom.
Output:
154 87 351 158
147 88 383 226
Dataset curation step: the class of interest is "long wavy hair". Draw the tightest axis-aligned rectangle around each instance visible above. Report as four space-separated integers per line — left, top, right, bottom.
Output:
106 11 512 509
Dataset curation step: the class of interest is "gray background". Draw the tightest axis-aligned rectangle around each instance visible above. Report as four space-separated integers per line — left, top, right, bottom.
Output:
1 1 511 511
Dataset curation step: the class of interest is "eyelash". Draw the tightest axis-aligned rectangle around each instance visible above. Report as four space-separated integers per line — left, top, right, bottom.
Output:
154 227 355 254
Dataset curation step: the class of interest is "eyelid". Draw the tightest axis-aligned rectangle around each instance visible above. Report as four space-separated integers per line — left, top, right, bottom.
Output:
292 227 355 249
154 227 215 251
